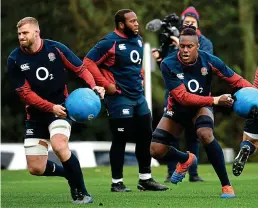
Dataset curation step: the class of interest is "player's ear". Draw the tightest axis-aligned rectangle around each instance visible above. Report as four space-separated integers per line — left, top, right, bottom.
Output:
35 29 40 37
197 43 200 49
119 22 124 30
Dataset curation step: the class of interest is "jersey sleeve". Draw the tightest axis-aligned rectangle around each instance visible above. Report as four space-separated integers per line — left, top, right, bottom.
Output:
86 39 115 64
54 42 96 88
209 55 252 90
8 56 26 89
83 57 110 87
84 39 116 88
8 56 54 112
160 61 182 91
161 61 214 107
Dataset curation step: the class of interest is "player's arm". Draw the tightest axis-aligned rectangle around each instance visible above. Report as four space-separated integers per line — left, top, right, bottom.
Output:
8 56 55 112
161 62 232 107
84 39 117 94
253 67 258 89
209 56 253 90
55 42 96 89
247 68 258 119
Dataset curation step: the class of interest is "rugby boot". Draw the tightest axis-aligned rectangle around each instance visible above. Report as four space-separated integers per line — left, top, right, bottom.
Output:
171 152 197 184
137 178 168 191
221 185 236 198
111 182 132 192
232 145 250 176
73 191 93 204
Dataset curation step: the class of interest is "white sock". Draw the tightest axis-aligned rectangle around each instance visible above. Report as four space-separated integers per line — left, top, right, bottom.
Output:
112 178 123 184
139 173 152 180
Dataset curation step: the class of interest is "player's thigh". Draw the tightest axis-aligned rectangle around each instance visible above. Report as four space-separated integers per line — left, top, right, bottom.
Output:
243 119 258 148
24 120 50 170
104 95 135 118
157 110 184 137
24 120 50 156
152 110 184 148
49 119 72 151
134 95 151 117
194 107 214 121
193 107 214 128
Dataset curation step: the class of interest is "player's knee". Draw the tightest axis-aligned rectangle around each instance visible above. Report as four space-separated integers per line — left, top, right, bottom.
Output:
196 128 214 144
151 129 172 159
52 138 68 153
51 134 69 158
196 127 213 138
150 142 165 159
195 115 214 143
28 165 45 176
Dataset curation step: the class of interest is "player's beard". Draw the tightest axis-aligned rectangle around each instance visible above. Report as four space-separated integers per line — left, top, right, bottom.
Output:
20 37 35 49
123 24 137 38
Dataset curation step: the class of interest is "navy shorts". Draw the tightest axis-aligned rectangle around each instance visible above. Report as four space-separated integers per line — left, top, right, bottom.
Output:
25 117 72 139
244 118 258 135
104 94 151 119
163 107 213 127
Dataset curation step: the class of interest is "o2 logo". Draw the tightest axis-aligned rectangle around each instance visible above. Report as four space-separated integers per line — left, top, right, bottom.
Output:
187 79 203 93
130 50 142 64
36 67 54 81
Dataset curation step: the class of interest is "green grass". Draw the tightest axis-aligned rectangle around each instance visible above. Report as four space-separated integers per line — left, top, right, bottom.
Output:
2 164 258 208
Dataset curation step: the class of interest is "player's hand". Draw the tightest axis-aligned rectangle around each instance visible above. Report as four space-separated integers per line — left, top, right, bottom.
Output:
169 36 179 47
213 94 234 107
93 86 105 99
105 83 117 95
52 105 67 118
151 48 162 62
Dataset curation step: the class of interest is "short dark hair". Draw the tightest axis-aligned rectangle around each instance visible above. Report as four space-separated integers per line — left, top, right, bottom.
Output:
180 25 197 37
114 9 133 28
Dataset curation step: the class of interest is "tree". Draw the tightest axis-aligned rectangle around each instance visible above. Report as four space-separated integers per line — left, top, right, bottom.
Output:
239 0 257 82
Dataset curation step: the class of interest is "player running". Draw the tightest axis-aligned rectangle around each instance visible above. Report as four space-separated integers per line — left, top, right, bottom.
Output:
233 67 258 176
150 26 253 198
8 17 104 204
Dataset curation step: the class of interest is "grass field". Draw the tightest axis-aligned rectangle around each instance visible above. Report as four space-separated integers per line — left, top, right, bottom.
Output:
2 163 258 208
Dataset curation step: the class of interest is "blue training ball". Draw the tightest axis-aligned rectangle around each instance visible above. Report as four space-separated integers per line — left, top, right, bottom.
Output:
65 88 101 123
233 87 258 118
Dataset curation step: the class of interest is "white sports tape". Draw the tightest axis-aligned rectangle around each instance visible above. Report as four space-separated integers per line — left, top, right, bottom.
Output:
48 119 71 139
24 138 50 155
244 132 258 140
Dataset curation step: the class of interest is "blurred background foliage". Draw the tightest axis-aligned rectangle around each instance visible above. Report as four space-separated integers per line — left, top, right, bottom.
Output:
1 0 258 162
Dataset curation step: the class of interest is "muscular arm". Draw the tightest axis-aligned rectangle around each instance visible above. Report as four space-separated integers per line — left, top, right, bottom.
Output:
209 56 253 90
16 80 54 112
8 56 54 112
83 58 110 88
161 61 214 107
84 39 116 88
55 43 96 88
